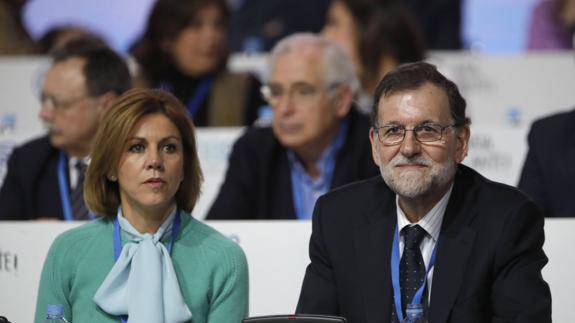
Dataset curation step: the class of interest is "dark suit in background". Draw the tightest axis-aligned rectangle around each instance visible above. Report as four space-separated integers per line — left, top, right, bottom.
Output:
229 0 330 52
518 108 575 217
297 165 551 323
404 0 462 49
0 136 64 220
207 109 378 220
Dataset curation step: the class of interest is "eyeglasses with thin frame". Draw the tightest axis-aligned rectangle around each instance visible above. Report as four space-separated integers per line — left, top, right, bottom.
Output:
40 94 92 112
260 82 340 106
373 122 460 145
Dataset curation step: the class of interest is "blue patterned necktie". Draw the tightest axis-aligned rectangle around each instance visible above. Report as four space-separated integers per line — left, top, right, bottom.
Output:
400 225 427 316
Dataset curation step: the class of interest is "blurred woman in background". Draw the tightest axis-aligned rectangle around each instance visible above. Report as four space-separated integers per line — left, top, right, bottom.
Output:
322 0 425 111
131 0 264 126
35 89 248 323
528 0 575 49
0 0 37 54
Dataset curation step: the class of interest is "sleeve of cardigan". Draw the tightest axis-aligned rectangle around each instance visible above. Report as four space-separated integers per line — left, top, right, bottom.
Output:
34 235 74 323
206 242 250 323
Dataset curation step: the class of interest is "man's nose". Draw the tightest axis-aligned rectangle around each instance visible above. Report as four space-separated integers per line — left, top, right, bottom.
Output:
399 130 421 157
38 100 54 122
274 93 296 116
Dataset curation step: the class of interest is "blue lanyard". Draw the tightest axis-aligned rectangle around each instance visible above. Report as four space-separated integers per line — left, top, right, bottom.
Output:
391 224 438 322
113 209 182 323
160 77 214 117
57 151 94 221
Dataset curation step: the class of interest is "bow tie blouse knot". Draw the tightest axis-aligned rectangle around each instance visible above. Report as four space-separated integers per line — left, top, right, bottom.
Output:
94 210 192 323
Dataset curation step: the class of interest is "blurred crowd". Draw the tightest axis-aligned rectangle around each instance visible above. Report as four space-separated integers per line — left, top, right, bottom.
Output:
0 1 569 321
0 0 573 219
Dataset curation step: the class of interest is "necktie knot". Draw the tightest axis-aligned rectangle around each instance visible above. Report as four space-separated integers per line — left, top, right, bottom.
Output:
402 225 426 249
75 160 87 172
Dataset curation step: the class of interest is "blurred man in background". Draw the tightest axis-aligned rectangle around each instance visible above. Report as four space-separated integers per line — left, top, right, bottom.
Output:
207 33 378 220
0 38 131 220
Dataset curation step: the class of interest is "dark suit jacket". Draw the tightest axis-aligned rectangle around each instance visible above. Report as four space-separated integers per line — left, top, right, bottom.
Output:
297 165 551 323
0 136 64 220
207 109 379 219
518 108 575 217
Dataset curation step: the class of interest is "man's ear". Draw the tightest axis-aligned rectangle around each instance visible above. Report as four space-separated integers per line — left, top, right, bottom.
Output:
96 92 118 117
333 85 354 118
455 125 470 164
369 127 382 167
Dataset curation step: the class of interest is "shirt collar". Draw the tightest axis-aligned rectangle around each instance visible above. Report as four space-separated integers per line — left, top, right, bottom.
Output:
396 183 454 242
287 117 349 183
68 155 91 168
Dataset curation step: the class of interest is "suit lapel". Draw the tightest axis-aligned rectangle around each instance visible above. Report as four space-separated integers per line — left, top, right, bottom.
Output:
429 166 478 323
277 150 297 219
566 119 575 181
428 225 475 322
354 180 396 323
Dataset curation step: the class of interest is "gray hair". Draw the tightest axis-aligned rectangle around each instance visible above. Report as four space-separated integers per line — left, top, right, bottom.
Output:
268 33 360 94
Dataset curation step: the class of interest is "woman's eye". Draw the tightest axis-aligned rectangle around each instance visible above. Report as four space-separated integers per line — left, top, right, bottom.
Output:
128 143 144 153
163 144 178 153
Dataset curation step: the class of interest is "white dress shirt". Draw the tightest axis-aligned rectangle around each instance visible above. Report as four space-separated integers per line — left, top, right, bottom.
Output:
67 156 90 189
396 183 454 301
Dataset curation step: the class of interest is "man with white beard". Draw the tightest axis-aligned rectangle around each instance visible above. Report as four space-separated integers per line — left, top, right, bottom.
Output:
296 62 551 323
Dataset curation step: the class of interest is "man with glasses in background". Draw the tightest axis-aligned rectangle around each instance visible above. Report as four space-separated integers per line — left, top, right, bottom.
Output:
207 33 377 220
0 38 131 220
297 62 551 322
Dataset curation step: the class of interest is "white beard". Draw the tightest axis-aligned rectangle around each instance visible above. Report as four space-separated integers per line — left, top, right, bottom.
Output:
380 154 456 199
